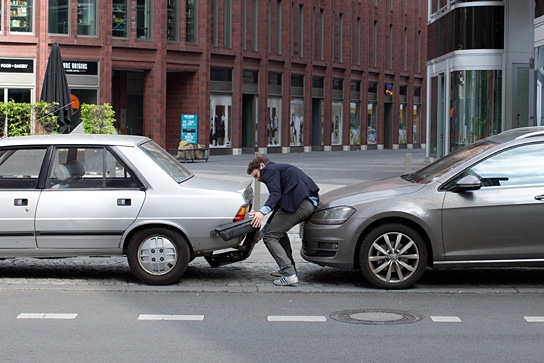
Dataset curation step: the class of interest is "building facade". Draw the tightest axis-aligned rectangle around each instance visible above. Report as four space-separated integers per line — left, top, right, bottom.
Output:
426 0 537 160
0 0 427 155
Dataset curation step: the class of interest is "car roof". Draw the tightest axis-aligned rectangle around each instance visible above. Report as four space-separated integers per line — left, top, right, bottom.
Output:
0 134 152 147
488 126 544 144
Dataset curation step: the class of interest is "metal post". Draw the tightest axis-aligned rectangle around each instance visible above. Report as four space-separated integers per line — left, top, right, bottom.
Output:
253 152 260 211
404 153 412 174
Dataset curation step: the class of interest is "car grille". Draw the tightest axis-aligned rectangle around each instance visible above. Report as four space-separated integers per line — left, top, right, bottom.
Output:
302 240 337 257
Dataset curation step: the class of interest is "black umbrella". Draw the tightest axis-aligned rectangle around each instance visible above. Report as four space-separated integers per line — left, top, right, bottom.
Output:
40 42 73 133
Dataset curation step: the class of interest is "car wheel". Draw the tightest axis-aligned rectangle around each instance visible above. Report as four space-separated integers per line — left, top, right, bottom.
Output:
359 223 427 289
127 228 190 285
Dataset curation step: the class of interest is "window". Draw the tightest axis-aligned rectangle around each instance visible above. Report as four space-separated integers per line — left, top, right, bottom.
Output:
167 0 177 41
210 0 217 45
48 147 141 189
298 5 303 57
112 0 128 38
319 9 324 60
10 0 33 33
185 0 197 43
389 24 393 69
0 148 47 189
404 27 407 71
356 17 361 65
137 0 152 39
49 0 69 35
468 143 544 187
224 0 232 47
372 21 377 68
77 0 97 36
338 13 343 62
243 0 257 51
276 0 282 54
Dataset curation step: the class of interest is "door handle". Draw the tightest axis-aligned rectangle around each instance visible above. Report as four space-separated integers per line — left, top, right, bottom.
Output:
14 198 28 206
534 195 544 201
117 198 132 206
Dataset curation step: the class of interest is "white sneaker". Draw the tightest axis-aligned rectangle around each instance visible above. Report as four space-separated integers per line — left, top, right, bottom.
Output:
274 274 298 286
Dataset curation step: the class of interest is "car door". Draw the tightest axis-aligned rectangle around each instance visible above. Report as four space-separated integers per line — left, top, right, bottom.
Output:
35 146 145 249
442 142 544 260
0 148 47 249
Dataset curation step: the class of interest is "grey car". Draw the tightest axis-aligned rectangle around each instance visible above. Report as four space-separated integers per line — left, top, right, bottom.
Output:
302 127 544 289
0 134 254 285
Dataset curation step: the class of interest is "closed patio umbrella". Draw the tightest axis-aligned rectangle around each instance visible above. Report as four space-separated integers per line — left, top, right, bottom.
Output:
40 42 73 133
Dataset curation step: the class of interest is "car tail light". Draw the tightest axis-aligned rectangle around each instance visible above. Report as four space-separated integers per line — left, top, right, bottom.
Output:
233 205 249 222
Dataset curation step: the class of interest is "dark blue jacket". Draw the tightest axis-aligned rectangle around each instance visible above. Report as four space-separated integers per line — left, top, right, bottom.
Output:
260 162 319 213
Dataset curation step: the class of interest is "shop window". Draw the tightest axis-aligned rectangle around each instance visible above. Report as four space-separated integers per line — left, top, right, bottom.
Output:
112 0 128 38
367 103 377 145
49 0 69 35
350 102 360 145
77 0 97 36
6 89 31 103
290 99 304 146
267 98 281 147
137 0 152 39
331 102 343 145
10 0 33 33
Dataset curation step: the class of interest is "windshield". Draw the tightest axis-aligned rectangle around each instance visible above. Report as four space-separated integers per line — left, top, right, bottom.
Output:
408 140 499 184
139 140 193 183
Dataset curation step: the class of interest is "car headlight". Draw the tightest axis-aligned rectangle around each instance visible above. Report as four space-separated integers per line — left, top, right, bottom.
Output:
310 206 356 225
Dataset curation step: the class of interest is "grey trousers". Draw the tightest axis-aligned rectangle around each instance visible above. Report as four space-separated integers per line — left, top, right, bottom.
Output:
262 199 316 276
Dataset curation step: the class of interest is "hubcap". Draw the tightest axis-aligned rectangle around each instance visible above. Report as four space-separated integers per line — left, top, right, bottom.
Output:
138 236 177 275
368 232 419 284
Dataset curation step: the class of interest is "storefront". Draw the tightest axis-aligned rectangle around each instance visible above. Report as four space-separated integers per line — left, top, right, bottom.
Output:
63 60 99 132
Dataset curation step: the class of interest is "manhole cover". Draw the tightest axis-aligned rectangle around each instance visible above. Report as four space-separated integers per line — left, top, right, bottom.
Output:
330 309 424 325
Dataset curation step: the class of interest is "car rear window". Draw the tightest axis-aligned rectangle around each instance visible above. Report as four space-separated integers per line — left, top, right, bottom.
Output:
139 140 193 183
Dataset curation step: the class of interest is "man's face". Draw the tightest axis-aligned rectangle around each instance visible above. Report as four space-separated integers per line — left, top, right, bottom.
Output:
250 163 265 182
251 168 261 182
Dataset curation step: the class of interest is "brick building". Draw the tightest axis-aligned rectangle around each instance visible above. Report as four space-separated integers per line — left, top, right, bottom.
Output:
0 0 427 155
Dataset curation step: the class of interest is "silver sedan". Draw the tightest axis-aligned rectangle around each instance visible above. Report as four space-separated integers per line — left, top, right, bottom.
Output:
0 134 254 285
302 127 544 289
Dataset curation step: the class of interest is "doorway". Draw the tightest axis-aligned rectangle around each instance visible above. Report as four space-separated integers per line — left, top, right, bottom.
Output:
242 94 257 152
311 98 323 150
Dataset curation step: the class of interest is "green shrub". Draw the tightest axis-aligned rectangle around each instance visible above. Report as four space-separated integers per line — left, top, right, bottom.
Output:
80 103 116 134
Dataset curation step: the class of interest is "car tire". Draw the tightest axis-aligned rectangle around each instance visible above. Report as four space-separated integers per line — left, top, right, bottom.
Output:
359 223 427 289
127 227 190 285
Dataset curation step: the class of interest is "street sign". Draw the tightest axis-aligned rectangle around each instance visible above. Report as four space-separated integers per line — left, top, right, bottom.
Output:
181 114 198 143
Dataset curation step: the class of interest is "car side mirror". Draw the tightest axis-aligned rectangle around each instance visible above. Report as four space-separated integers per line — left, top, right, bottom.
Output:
449 175 482 193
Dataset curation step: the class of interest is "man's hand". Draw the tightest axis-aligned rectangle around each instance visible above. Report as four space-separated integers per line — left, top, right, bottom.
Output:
249 211 263 228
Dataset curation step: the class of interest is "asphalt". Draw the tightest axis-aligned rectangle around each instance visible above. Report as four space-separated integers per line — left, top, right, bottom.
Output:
4 147 543 293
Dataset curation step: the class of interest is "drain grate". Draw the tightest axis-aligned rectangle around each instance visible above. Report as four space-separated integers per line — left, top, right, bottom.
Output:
330 309 424 325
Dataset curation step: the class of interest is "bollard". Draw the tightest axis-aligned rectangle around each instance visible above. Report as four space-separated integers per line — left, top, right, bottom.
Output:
405 153 412 174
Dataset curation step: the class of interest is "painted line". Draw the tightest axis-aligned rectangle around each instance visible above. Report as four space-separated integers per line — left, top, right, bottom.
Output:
430 316 462 323
524 316 544 322
17 313 78 320
267 316 327 322
138 314 204 321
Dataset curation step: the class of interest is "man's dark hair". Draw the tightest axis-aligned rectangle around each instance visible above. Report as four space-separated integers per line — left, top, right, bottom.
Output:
247 156 271 174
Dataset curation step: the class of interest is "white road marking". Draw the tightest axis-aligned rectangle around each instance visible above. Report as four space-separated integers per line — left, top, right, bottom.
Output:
524 316 544 322
267 316 327 322
17 313 78 320
138 314 204 321
430 316 462 323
